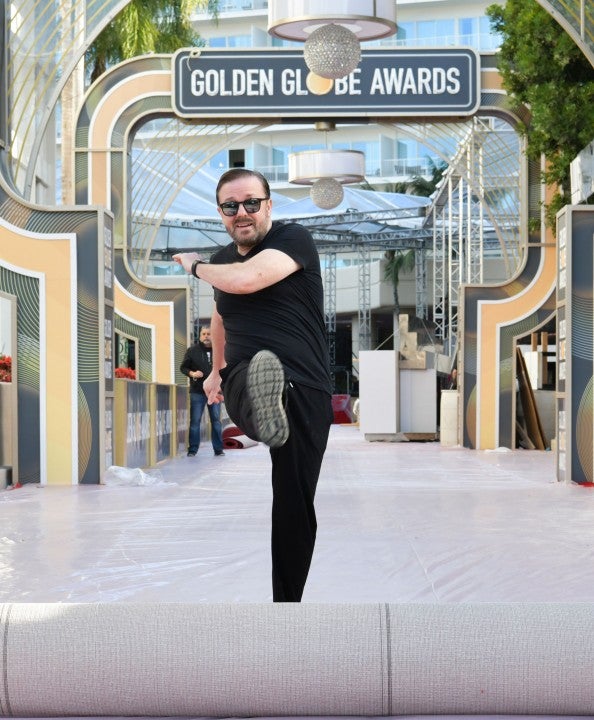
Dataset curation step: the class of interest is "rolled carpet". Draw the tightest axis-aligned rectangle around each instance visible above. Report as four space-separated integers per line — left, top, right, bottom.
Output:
2 603 594 717
223 433 258 449
222 424 243 439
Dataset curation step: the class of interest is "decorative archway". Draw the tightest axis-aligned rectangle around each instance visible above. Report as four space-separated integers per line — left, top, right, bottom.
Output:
73 49 553 452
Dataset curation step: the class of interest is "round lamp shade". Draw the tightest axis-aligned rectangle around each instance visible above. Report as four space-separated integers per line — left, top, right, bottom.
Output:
310 178 345 209
267 0 397 41
288 150 365 185
304 24 361 79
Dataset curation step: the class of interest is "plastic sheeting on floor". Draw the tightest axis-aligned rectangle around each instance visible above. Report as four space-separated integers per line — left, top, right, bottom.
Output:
1 425 593 603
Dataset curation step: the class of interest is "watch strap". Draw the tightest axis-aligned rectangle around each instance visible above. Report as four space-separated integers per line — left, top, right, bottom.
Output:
191 258 206 277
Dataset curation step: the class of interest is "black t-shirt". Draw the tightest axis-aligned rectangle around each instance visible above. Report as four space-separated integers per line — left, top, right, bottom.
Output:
211 221 332 395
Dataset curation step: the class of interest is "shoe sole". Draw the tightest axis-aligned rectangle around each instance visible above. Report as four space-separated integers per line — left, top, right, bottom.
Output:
247 350 289 448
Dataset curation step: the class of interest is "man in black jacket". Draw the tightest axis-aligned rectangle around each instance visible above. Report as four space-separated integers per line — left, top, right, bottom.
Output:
180 325 225 457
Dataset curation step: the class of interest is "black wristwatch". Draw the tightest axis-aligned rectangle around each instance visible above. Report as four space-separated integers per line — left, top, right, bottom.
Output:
191 258 207 277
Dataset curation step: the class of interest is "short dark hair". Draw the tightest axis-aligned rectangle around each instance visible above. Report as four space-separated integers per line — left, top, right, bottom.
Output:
215 168 271 203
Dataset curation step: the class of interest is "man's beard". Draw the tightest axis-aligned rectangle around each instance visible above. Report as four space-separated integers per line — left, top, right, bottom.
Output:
234 234 260 249
230 219 265 249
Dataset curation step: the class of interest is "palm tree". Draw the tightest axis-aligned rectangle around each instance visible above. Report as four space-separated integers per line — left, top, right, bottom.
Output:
384 248 416 338
86 0 217 82
383 157 447 347
407 157 448 198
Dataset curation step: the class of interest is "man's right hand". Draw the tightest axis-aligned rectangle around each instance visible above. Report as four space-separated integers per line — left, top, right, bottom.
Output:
204 371 224 404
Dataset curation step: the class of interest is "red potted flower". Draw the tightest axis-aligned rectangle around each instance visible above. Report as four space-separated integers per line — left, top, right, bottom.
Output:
115 366 136 380
0 355 11 383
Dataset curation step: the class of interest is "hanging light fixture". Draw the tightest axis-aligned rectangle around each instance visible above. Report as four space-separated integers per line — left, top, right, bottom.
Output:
268 1 397 79
289 149 365 185
303 24 361 80
310 178 344 209
268 1 397 42
289 148 365 209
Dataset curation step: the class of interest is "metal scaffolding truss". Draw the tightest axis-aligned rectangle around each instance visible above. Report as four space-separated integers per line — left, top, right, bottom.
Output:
324 251 337 373
189 278 200 342
415 248 427 321
146 215 433 255
310 228 430 251
357 245 372 352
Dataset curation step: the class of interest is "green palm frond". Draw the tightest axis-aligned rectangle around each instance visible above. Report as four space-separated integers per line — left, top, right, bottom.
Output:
116 4 158 57
384 249 415 287
87 0 218 81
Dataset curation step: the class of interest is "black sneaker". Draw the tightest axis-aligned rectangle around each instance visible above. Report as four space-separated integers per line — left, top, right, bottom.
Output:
246 350 289 448
187 450 196 457
214 450 225 456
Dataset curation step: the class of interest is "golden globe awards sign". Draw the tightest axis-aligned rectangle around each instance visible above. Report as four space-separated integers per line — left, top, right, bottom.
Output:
172 48 480 118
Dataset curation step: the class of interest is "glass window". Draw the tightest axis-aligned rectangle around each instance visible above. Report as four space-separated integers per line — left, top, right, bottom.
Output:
290 143 324 152
362 142 379 175
480 15 502 50
397 22 413 46
209 151 227 169
228 35 252 47
417 20 436 46
272 147 286 166
271 36 301 48
458 17 477 46
436 19 455 45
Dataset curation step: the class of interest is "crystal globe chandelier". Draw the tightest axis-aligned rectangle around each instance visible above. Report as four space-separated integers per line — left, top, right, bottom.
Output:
303 24 361 80
268 1 397 80
288 148 365 210
310 178 345 209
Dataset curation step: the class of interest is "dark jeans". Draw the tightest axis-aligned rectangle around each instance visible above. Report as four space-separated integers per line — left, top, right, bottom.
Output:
221 361 333 602
188 392 224 454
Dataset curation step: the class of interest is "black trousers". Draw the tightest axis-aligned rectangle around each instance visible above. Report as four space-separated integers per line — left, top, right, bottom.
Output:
221 361 333 602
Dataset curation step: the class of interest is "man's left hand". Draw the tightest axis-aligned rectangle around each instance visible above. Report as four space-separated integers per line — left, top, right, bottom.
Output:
172 252 204 274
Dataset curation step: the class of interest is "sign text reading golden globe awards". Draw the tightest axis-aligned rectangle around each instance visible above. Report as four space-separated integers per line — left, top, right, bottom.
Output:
172 48 480 118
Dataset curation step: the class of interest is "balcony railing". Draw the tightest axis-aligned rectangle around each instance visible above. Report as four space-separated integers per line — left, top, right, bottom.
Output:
210 0 268 13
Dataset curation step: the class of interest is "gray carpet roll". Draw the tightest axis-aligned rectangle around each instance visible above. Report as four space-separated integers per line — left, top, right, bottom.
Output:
1 603 386 717
1 603 594 717
387 603 594 715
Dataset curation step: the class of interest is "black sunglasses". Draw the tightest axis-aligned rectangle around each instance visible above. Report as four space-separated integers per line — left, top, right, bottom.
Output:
218 197 269 217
